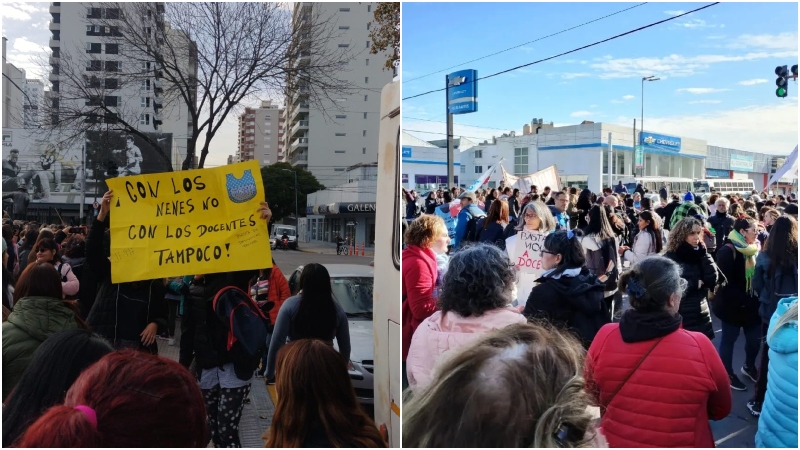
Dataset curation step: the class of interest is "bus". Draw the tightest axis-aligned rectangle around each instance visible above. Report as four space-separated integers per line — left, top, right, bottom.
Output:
693 179 756 197
372 79 401 447
619 177 693 195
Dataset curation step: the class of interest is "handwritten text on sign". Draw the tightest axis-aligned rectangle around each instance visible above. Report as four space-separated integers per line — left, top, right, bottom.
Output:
514 230 547 275
106 160 272 283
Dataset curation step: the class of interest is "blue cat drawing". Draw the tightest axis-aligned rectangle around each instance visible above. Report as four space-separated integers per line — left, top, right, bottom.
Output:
226 170 257 203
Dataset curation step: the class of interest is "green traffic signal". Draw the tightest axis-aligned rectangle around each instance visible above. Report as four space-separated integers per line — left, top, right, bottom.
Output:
777 86 787 97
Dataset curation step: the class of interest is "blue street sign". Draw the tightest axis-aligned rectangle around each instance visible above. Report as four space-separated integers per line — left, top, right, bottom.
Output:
448 69 478 115
402 146 412 157
640 132 681 153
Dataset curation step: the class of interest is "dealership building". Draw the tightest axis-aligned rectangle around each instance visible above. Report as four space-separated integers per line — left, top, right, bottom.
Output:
401 132 479 191
405 119 792 194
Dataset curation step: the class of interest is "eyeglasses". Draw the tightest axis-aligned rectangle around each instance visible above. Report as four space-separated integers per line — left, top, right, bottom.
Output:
524 213 537 219
36 249 50 253
540 250 557 258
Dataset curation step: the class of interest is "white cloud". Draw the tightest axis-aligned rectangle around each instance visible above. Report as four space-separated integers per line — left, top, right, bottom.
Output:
12 37 46 54
676 88 730 95
664 10 686 16
570 111 593 118
688 100 723 104
622 95 635 100
678 19 719 29
739 79 768 86
519 46 535 53
728 33 798 52
562 72 591 80
589 51 798 79
1 2 39 21
640 101 797 155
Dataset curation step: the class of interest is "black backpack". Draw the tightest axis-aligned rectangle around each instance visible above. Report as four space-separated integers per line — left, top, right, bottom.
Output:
583 237 619 292
463 211 486 243
212 286 269 380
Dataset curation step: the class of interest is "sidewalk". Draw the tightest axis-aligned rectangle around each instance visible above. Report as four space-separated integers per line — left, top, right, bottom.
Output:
297 240 374 257
157 319 274 448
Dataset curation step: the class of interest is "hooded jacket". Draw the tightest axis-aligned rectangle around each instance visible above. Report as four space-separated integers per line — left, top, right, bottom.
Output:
584 311 731 448
434 202 458 241
523 267 608 347
2 296 80 399
406 308 526 388
453 204 485 249
402 244 438 361
756 297 798 448
708 211 735 250
752 252 798 324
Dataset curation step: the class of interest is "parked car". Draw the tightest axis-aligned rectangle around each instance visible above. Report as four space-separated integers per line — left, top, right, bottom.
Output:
287 264 375 405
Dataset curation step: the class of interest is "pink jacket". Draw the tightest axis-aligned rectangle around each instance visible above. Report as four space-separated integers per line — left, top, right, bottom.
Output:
406 308 527 388
56 262 79 298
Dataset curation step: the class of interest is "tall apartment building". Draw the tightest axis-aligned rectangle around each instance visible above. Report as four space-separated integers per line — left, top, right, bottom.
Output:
23 79 45 128
2 37 26 128
283 2 394 187
236 100 285 166
47 2 196 169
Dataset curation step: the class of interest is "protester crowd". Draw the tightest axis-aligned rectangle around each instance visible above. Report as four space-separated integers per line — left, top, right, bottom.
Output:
402 181 798 448
2 190 387 448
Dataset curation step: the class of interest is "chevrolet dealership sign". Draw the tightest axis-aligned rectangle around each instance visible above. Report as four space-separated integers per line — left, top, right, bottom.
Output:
641 133 682 152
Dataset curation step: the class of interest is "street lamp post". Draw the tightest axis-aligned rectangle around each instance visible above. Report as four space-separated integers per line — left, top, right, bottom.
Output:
281 168 299 249
640 75 660 176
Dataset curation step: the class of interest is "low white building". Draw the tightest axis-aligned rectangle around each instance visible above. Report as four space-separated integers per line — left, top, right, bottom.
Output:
401 132 479 191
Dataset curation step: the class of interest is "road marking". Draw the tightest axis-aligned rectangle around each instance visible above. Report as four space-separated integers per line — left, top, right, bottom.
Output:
715 424 753 446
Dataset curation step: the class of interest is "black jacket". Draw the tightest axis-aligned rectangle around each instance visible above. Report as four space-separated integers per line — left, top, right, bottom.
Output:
85 218 167 352
657 200 680 231
664 245 718 340
508 196 521 219
424 197 439 215
752 252 798 324
708 212 735 251
712 242 760 328
523 267 608 347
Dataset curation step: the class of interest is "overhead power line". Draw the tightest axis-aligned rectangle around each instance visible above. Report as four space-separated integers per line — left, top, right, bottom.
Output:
402 2 720 102
402 129 493 142
404 2 648 84
403 116 517 132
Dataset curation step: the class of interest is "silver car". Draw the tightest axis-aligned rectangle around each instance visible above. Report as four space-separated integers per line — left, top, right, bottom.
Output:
287 264 375 406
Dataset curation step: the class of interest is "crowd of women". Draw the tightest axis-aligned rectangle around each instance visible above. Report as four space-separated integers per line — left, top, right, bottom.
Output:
402 184 798 448
2 190 387 448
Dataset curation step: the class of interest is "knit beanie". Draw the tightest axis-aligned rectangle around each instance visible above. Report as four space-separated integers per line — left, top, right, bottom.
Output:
683 191 694 202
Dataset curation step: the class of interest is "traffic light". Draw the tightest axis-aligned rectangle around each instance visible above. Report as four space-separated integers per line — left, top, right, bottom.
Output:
775 65 788 98
793 64 799 77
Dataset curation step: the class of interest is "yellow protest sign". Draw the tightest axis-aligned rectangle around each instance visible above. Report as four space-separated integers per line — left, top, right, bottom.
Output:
105 160 272 283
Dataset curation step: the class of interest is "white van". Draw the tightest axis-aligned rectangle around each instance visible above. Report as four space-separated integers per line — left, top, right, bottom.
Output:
270 224 297 250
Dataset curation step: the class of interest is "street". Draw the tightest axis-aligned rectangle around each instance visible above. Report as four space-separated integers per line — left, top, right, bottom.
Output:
271 248 373 277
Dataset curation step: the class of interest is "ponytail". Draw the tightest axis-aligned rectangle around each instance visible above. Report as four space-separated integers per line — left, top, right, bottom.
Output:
16 405 100 447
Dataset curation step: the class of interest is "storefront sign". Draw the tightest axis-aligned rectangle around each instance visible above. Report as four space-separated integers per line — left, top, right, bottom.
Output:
402 146 412 158
339 202 376 214
730 153 754 172
448 69 478 115
640 132 681 153
634 145 644 169
706 168 730 178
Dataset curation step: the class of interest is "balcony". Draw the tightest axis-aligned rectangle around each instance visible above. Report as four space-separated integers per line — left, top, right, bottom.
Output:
48 72 59 82
49 22 60 31
49 4 60 13
49 55 59 65
294 51 310 69
290 152 308 166
290 119 309 138
291 102 309 121
49 39 60 48
290 136 308 154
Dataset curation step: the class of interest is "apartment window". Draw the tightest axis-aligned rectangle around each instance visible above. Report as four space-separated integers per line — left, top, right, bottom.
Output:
338 44 349 48
362 130 366 137
52 13 60 23
335 150 346 154
105 78 118 89
514 147 529 176
339 7 350 12
366 58 369 66
86 60 102 71
86 7 101 18
52 31 60 40
339 26 350 30
363 112 367 119
366 41 370 48
367 22 371 30
474 150 483 159
52 48 60 58
335 133 346 137
141 61 151 71
105 61 120 72
335 114 347 119
141 79 151 91
105 43 119 54
105 8 120 19
363 147 366 154
104 96 118 107
84 75 100 88
86 43 101 54
365 77 369 84
475 166 483 173
367 5 372 12
364 94 368 101
461 165 466 174
140 114 150 125
141 97 150 107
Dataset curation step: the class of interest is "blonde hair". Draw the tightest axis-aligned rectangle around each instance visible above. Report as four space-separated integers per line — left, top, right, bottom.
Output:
404 215 447 248
402 323 596 448
770 301 798 341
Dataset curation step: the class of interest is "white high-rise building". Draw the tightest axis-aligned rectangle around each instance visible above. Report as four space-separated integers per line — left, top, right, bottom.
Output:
23 79 45 128
2 37 26 129
47 2 196 169
283 2 394 187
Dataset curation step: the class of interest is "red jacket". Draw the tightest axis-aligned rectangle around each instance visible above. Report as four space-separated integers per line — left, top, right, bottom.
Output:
401 245 438 361
584 324 731 448
268 266 291 325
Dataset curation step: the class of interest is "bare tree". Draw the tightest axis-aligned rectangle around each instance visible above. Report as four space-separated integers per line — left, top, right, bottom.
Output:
91 2 359 169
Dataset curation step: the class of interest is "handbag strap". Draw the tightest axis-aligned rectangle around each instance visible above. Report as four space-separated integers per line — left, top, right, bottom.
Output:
604 336 664 411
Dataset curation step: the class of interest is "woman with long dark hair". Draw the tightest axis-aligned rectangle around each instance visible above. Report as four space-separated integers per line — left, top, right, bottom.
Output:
576 189 593 230
580 205 620 320
15 229 38 276
476 199 510 250
264 340 386 447
484 188 498 214
748 216 798 417
663 217 719 341
620 210 663 264
32 238 79 299
2 329 113 446
265 263 350 382
25 228 54 265
2 263 87 400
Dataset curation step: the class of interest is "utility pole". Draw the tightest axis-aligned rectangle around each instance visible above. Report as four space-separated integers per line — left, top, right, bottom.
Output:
445 74 454 189
641 76 660 177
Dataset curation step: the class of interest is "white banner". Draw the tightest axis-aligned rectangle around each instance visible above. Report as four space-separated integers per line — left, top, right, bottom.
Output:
768 145 798 186
501 164 562 193
513 230 547 275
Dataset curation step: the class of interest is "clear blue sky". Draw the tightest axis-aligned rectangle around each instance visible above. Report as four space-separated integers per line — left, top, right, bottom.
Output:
402 2 798 155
